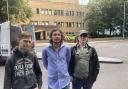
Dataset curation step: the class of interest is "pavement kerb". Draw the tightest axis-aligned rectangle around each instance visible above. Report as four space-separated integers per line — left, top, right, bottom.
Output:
35 40 124 63
35 39 127 47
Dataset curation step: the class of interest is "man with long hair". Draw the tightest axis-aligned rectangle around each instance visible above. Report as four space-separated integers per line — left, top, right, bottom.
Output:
42 28 71 89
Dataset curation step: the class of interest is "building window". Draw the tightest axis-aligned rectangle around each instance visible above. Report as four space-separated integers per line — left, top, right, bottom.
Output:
65 11 70 16
42 21 49 25
76 11 79 16
54 21 64 27
65 22 69 27
45 9 48 15
61 10 64 16
58 10 61 16
54 22 57 26
71 11 74 16
54 10 57 15
65 11 68 16
31 21 38 25
82 12 85 17
41 9 45 15
78 23 81 28
76 11 85 17
47 32 50 36
36 8 39 14
65 11 75 16
54 10 62 16
45 21 49 25
61 22 64 27
66 32 68 34
42 21 45 25
69 22 72 27
49 9 52 15
76 22 79 28
71 22 74 27
41 9 48 15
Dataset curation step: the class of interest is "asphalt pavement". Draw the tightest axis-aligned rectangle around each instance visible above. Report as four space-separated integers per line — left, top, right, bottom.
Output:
0 39 128 89
37 39 128 89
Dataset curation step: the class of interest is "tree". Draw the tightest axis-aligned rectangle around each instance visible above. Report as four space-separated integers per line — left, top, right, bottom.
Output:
85 0 128 37
85 0 106 37
0 0 32 24
0 0 8 23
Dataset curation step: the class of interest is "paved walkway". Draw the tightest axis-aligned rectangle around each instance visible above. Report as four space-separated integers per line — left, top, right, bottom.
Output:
36 37 128 43
35 39 124 63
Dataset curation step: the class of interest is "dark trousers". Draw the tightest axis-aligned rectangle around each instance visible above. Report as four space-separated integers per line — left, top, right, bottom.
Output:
48 84 70 89
72 77 93 89
29 83 37 89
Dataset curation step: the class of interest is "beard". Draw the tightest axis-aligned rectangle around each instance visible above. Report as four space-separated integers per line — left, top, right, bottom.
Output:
19 46 31 54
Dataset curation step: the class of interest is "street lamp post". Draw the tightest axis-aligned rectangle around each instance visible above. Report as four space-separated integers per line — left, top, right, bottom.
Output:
123 1 125 39
6 0 9 21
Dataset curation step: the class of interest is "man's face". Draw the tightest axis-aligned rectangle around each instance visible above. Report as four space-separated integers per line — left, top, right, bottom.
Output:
79 34 88 44
19 37 32 52
51 30 62 43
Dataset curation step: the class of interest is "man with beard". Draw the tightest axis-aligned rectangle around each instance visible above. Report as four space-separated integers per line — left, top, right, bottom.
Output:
4 31 42 89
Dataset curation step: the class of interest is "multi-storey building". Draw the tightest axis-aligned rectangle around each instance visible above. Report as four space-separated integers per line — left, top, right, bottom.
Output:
27 0 87 40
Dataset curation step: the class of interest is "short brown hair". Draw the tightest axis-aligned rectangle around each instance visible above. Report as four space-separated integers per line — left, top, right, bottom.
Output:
18 31 32 40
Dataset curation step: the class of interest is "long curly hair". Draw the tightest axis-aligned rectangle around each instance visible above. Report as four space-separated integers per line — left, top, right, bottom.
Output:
49 28 64 44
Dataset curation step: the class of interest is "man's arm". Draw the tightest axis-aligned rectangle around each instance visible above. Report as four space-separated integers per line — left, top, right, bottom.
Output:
42 48 48 69
4 57 13 89
66 46 71 66
93 48 100 74
92 47 100 81
34 56 43 89
68 47 75 77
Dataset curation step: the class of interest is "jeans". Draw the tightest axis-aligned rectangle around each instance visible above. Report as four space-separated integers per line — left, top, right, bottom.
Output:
48 84 70 89
72 77 93 89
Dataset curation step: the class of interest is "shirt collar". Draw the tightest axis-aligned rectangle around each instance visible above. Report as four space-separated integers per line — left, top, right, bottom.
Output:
77 43 88 49
48 43 65 49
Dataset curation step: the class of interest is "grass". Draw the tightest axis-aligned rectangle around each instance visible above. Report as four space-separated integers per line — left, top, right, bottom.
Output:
66 34 76 40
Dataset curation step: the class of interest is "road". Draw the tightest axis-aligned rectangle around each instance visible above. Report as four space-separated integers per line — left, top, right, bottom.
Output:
0 40 128 89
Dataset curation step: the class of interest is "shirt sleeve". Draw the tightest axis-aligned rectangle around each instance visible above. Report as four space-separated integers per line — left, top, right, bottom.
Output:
4 57 13 89
66 46 71 66
93 48 100 74
68 47 75 76
33 55 42 89
42 48 48 69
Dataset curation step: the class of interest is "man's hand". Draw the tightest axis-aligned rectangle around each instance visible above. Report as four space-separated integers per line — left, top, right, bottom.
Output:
70 76 73 82
34 87 38 89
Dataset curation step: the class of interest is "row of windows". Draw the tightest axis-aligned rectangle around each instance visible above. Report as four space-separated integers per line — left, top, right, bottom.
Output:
54 21 84 28
30 21 84 28
46 32 75 36
36 8 85 17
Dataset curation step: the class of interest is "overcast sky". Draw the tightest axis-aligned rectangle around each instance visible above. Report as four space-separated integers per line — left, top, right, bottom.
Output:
79 0 89 5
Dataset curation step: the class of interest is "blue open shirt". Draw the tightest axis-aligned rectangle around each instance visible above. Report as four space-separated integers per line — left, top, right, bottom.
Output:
42 44 71 89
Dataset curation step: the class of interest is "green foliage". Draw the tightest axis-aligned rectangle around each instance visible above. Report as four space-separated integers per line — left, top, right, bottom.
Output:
67 34 76 40
0 0 7 23
85 0 128 36
0 0 32 23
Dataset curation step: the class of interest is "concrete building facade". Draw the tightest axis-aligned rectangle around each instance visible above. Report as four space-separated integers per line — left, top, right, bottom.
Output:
27 0 87 39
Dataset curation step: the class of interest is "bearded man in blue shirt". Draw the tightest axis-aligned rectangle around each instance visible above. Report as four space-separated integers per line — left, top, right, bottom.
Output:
42 28 71 89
